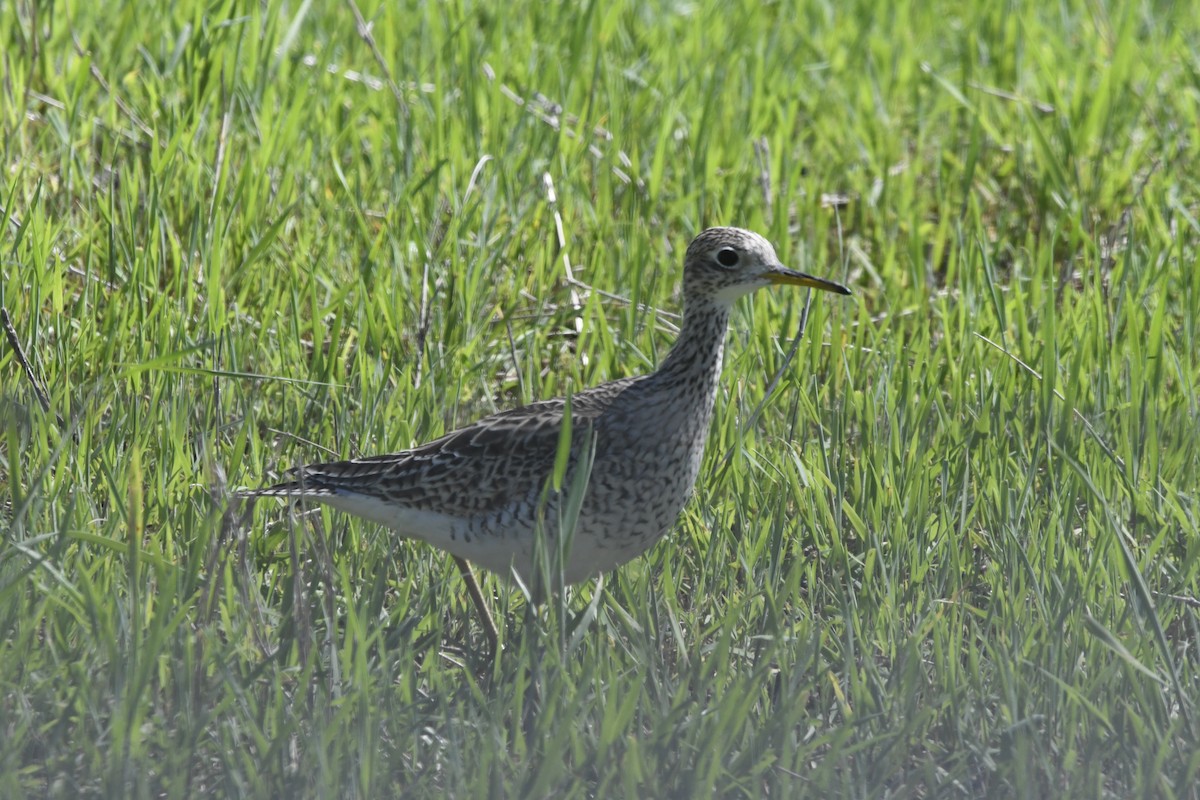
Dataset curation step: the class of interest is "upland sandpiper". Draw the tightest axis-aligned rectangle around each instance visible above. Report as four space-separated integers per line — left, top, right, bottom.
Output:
241 227 850 649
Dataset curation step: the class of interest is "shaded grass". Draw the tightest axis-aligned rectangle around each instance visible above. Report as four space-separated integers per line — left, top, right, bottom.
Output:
3 0 1200 796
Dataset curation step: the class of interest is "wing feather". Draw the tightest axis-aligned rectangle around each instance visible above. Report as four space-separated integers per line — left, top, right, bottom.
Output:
242 376 641 515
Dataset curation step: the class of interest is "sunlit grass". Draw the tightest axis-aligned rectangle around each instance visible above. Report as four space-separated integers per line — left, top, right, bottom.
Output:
2 0 1199 796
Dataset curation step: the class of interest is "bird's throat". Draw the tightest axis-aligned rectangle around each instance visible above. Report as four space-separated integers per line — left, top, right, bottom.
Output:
653 301 731 414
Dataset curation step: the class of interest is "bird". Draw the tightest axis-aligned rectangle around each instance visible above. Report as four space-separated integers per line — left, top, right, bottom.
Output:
240 227 850 640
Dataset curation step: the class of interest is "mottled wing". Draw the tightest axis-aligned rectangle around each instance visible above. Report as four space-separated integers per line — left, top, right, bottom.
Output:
241 377 639 515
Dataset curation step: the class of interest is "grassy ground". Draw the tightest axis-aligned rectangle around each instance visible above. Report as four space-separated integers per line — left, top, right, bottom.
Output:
3 0 1200 796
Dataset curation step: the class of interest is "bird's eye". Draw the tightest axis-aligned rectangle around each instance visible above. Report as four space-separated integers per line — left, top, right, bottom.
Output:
716 248 739 267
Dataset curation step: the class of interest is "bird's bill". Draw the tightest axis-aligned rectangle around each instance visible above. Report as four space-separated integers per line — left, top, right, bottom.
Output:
763 267 852 295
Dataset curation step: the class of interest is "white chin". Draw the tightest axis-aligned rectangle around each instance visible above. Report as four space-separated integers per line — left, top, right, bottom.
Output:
713 281 766 305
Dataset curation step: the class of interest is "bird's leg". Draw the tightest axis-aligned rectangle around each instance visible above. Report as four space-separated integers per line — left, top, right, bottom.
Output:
452 555 499 657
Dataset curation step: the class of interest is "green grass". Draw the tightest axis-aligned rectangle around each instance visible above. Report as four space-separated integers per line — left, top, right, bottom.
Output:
3 0 1200 796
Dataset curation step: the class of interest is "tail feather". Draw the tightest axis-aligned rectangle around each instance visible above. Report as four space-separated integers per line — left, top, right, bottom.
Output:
236 470 341 499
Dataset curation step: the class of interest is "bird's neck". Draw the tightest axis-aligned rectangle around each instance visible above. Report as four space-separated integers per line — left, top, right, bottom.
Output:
654 299 731 392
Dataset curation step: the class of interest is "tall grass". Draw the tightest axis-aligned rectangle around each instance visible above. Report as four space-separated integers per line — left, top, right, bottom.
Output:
3 0 1199 796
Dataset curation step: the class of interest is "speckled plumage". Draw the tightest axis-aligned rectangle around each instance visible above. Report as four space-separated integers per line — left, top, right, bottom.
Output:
241 227 850 585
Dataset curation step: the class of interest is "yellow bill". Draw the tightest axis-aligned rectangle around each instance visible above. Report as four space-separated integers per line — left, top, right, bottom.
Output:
763 267 852 295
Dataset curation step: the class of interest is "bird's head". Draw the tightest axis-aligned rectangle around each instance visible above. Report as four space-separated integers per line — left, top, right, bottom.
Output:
683 227 851 307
